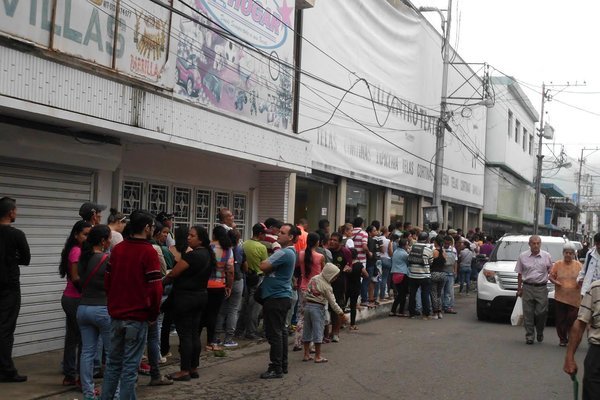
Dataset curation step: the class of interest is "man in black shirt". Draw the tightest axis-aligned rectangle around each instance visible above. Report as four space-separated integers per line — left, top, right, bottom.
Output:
0 197 30 383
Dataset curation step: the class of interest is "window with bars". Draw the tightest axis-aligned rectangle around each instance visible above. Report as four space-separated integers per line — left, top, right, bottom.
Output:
173 187 192 225
122 181 143 215
121 180 247 237
195 189 212 227
148 184 169 216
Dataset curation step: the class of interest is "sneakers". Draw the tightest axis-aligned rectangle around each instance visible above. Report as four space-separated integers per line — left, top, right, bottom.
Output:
537 334 544 343
444 309 457 314
431 314 439 320
159 356 167 364
437 312 443 319
223 340 238 348
331 335 340 343
149 376 174 386
260 370 283 379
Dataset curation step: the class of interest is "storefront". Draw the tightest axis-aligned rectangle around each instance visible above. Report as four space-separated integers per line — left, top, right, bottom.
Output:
0 123 120 356
390 190 418 228
294 174 337 231
345 181 384 225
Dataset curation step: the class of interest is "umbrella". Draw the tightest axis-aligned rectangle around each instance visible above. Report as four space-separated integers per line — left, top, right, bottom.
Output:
571 374 579 400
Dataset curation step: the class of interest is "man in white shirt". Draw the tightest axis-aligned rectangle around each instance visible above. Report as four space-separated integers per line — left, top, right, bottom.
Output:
577 232 600 296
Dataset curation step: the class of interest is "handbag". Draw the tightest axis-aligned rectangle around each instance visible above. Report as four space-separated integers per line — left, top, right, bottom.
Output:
80 254 108 292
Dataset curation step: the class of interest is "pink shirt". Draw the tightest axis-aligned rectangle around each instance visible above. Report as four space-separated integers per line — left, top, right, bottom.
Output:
514 250 553 284
352 228 368 266
63 246 82 298
299 250 324 291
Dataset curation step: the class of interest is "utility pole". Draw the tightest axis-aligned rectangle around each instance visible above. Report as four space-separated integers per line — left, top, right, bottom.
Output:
532 83 548 235
431 0 452 229
576 148 600 236
532 81 585 234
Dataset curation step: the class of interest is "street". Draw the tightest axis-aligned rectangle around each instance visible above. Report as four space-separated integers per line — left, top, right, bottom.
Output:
46 296 582 400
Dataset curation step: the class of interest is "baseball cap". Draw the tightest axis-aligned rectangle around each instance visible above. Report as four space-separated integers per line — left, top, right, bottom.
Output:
79 202 106 220
156 211 174 223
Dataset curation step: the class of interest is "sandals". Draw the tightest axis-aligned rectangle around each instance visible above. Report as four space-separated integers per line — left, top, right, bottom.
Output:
388 312 397 317
302 356 314 362
349 325 358 331
166 373 191 382
314 358 328 363
205 344 223 352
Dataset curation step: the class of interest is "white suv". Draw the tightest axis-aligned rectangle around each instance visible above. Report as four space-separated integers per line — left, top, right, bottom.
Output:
476 234 568 321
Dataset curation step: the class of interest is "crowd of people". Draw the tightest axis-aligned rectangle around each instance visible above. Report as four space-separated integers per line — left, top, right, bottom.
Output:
0 195 510 399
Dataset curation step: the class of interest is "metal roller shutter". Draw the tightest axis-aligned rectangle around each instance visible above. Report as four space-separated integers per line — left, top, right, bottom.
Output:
0 159 93 356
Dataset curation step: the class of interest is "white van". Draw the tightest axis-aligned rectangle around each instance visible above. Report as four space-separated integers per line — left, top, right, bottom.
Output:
476 235 568 321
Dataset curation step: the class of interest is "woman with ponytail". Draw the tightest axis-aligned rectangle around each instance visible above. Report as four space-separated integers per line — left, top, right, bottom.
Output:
76 224 113 399
292 232 324 352
106 208 126 250
59 220 91 386
163 225 212 381
202 226 234 352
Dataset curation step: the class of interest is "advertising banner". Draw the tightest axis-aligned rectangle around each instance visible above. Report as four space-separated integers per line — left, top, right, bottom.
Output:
300 0 486 206
171 0 295 131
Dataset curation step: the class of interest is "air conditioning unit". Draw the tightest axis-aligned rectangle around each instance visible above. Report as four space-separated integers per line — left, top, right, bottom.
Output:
543 123 554 140
296 0 316 9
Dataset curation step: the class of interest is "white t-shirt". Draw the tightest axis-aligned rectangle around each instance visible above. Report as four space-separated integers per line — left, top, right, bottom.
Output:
110 230 123 250
344 237 355 249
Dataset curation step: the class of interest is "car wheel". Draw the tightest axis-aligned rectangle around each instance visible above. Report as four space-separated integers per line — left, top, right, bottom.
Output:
476 298 490 321
186 78 193 96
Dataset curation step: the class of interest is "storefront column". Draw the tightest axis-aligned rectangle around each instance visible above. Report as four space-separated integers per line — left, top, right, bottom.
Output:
418 196 424 228
287 172 296 223
336 177 347 228
462 207 469 231
478 209 483 229
383 188 392 228
95 170 113 217
443 202 449 230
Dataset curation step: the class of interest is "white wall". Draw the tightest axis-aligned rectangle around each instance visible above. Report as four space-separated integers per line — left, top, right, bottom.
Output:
486 83 537 183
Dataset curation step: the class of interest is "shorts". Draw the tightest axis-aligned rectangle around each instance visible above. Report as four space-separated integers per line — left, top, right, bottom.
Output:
302 302 326 344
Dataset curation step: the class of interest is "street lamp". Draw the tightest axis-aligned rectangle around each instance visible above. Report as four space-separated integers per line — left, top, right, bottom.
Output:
419 0 452 228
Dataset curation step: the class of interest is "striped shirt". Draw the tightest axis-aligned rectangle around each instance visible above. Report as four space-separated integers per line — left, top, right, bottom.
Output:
408 243 433 279
351 228 369 266
577 279 600 345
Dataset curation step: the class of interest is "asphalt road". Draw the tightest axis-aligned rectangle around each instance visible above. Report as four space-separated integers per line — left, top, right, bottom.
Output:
47 295 585 400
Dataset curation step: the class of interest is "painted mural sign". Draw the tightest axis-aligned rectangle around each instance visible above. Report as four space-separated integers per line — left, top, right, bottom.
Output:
0 0 170 82
173 0 295 131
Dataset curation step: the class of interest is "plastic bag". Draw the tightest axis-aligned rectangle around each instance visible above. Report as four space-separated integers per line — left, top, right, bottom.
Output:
511 297 524 326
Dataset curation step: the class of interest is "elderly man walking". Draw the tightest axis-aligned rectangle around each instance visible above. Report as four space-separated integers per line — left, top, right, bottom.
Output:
515 235 553 345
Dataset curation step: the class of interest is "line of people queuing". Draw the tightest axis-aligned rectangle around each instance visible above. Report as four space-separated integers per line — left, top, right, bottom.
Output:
0 195 494 398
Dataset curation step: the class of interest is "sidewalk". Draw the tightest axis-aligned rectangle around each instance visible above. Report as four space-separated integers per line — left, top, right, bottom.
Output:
4 299 394 400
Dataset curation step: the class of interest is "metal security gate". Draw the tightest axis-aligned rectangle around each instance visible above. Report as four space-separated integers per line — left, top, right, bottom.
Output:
0 160 93 356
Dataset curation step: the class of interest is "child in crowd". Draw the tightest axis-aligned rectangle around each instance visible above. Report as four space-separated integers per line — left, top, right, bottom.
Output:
302 263 347 363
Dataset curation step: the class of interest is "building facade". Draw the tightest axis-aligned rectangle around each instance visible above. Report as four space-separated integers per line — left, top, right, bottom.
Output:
482 76 543 237
294 0 486 231
0 0 310 356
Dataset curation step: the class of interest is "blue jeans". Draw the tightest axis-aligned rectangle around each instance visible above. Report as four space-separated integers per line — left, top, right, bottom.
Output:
216 279 244 341
409 278 432 316
361 265 375 303
101 320 148 400
376 258 392 299
442 272 455 310
77 305 112 399
459 267 471 293
147 318 161 379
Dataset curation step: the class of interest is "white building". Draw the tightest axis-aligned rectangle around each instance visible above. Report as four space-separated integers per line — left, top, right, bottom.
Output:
483 76 543 236
0 0 310 356
294 0 486 231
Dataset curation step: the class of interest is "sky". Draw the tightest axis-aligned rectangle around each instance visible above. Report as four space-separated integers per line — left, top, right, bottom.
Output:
409 0 600 200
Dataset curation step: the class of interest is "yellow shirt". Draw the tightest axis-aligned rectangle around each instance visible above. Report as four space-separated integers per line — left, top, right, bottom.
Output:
550 260 582 308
